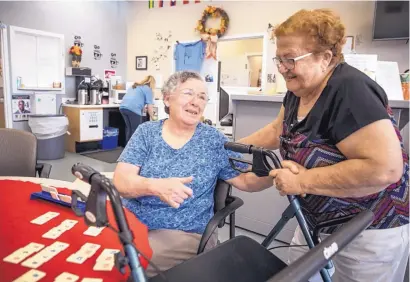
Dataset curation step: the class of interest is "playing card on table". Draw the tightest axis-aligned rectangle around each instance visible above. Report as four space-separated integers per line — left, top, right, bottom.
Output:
60 219 78 230
80 279 102 282
46 241 70 252
93 260 114 271
59 194 72 204
3 243 45 264
41 184 58 194
81 243 101 252
4 249 35 264
83 226 105 237
96 249 119 263
24 243 45 253
50 191 60 200
42 227 65 240
66 253 89 264
12 269 46 282
21 256 44 269
54 272 79 282
22 241 70 268
31 211 59 225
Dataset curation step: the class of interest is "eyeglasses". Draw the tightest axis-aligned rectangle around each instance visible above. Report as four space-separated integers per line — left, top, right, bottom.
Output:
272 53 312 70
179 88 209 104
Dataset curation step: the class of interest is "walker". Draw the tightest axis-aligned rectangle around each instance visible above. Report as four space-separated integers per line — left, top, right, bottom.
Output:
225 142 358 282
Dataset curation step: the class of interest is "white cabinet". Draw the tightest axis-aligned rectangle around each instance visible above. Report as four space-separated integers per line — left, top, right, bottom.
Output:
79 109 103 141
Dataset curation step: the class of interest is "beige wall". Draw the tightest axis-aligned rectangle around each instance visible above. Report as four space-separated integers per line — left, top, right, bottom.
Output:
127 1 409 87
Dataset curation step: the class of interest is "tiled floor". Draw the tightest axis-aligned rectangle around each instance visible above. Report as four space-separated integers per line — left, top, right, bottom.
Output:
41 152 291 264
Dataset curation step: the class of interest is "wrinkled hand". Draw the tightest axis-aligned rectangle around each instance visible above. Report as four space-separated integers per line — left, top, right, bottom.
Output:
269 161 307 197
154 177 194 208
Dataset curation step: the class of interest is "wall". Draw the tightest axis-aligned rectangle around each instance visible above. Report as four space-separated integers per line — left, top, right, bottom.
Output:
126 1 409 85
218 38 263 87
0 1 128 130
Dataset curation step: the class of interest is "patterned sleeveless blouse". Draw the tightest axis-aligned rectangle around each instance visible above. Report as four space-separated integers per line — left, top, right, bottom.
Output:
280 63 409 232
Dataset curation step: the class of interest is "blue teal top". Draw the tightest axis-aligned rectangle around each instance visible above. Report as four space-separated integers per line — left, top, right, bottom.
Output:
117 120 244 234
120 85 153 115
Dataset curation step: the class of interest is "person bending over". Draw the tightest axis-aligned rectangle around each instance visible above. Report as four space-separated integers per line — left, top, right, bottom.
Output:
120 75 156 143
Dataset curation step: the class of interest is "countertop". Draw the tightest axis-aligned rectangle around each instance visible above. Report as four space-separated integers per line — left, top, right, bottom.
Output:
230 93 409 109
62 103 120 109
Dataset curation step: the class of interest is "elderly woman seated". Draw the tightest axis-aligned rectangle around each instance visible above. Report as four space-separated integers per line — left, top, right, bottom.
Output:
113 71 273 277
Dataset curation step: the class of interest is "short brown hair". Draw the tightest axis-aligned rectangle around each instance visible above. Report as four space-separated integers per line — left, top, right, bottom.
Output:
274 9 346 65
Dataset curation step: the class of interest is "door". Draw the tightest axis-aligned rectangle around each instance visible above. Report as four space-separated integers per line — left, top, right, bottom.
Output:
247 55 263 87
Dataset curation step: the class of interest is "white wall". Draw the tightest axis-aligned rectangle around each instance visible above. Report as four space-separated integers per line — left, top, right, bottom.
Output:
0 1 128 130
126 0 409 85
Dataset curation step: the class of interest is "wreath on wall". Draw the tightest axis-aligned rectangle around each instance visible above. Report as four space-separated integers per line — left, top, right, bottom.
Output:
195 6 229 59
196 6 229 37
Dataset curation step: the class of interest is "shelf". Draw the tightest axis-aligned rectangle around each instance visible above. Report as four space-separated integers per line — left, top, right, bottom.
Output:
18 87 63 91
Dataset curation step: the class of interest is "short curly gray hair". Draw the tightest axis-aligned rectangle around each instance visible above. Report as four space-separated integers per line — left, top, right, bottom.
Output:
161 71 204 114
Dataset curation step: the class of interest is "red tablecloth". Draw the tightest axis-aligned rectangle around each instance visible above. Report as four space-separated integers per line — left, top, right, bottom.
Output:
0 180 152 282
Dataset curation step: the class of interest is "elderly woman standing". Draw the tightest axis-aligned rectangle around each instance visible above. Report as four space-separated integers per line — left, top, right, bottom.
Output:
240 9 409 282
113 71 273 276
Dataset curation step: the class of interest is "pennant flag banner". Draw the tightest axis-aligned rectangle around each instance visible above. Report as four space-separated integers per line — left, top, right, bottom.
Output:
149 0 202 9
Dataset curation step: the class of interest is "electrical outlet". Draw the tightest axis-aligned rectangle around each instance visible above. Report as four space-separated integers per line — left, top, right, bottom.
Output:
62 98 76 104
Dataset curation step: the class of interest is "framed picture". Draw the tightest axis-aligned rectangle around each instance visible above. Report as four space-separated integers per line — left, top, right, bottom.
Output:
342 36 355 54
136 56 148 70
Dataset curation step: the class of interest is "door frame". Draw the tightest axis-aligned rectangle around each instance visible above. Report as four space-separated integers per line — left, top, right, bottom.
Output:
0 23 12 128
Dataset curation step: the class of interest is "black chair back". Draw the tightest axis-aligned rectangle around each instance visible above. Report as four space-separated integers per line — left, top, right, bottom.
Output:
214 179 231 227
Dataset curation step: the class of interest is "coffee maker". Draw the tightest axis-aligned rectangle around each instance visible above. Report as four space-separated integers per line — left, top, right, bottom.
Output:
90 80 103 105
76 77 103 105
77 80 89 105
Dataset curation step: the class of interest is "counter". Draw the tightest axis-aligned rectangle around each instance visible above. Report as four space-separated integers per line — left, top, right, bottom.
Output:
229 91 409 243
62 103 120 109
62 100 167 153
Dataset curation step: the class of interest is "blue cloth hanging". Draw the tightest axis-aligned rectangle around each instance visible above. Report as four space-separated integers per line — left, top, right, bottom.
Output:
174 40 206 72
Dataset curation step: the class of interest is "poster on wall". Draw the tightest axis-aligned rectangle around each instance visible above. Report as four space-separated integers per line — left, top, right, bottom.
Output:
110 53 119 68
93 45 102 60
12 95 31 122
104 69 116 79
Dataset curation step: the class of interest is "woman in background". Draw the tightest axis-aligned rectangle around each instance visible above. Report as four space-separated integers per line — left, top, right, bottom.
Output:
120 75 156 143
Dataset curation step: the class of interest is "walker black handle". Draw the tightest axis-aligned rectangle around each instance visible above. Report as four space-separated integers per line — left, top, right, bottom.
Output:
72 163 99 184
224 142 253 154
224 142 282 176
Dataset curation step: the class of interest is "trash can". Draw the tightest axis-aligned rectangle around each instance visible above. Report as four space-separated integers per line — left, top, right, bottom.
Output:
100 127 119 150
28 114 69 160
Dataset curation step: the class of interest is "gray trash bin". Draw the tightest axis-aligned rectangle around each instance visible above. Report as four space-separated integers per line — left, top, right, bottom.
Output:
28 114 69 160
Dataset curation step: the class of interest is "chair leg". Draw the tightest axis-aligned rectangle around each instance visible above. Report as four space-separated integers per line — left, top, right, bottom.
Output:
229 212 236 238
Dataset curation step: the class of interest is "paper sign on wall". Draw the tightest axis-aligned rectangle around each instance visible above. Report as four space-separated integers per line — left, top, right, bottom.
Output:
376 61 403 100
12 95 31 121
344 54 378 80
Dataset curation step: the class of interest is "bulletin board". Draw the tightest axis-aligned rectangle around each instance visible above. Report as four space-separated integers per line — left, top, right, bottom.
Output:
9 26 65 94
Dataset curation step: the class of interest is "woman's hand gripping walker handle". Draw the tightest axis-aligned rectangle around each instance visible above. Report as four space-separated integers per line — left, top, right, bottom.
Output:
71 163 148 282
224 142 282 177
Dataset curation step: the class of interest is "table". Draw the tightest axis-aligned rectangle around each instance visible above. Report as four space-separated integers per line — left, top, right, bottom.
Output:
0 178 152 282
